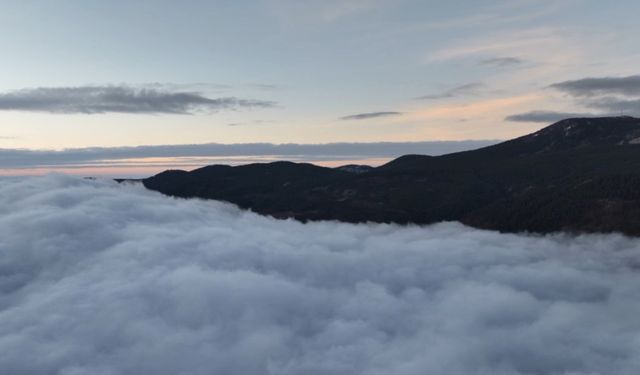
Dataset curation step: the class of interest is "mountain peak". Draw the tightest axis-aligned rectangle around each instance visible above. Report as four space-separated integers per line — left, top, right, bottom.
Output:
530 116 640 145
477 116 640 158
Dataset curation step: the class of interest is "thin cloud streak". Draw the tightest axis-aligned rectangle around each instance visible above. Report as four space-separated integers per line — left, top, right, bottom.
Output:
479 57 524 67
505 110 599 123
585 97 640 116
417 83 484 100
550 75 640 97
424 27 563 63
0 85 275 115
541 75 640 117
340 111 403 120
0 140 499 169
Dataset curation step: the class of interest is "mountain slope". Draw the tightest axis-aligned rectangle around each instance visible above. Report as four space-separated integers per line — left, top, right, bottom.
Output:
143 117 640 235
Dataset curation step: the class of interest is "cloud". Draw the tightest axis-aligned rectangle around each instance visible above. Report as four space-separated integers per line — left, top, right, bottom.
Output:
227 120 275 127
550 75 640 97
479 57 524 67
142 82 234 92
505 110 598 123
2 175 640 374
0 85 275 115
0 140 499 174
339 111 403 120
540 75 640 117
424 27 565 63
417 83 484 100
586 97 640 114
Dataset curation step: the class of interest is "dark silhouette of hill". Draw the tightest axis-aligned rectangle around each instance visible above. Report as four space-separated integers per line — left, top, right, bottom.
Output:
143 117 640 235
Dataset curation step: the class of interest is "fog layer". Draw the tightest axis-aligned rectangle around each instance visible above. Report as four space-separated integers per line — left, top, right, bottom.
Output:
1 176 640 374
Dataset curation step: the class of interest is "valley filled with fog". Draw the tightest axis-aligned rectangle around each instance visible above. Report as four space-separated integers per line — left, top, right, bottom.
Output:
2 175 640 374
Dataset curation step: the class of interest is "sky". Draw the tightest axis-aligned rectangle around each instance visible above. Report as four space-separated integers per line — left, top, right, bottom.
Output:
3 175 640 374
1 0 640 175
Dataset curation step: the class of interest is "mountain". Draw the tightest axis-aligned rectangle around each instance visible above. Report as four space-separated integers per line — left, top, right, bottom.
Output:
143 117 640 235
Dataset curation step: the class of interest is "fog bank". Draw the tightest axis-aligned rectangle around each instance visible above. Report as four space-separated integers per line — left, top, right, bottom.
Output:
1 175 640 374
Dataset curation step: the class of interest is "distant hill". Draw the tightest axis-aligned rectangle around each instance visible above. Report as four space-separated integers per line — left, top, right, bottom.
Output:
143 117 640 235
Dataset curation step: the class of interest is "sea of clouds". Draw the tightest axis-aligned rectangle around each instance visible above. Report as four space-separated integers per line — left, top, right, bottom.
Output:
1 175 640 374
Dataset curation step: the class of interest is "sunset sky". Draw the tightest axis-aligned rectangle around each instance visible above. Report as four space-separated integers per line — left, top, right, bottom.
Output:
1 0 639 175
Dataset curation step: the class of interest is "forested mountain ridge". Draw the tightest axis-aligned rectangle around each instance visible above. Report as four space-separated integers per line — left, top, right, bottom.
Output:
143 117 640 235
